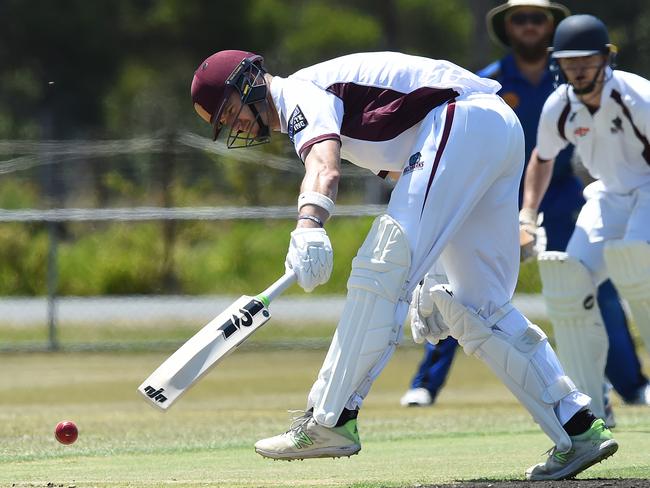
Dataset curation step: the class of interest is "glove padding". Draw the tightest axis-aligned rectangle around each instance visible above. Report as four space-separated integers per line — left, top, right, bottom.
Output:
409 276 451 345
519 208 538 263
285 227 333 293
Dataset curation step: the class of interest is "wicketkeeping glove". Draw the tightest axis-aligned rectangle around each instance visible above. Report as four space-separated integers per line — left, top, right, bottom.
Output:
285 227 333 293
409 275 451 345
519 207 538 263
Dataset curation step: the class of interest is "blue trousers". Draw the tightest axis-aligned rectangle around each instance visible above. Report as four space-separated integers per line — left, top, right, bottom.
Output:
409 175 648 403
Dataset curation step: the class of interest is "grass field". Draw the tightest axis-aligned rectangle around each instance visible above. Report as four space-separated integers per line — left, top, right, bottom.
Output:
2 323 650 488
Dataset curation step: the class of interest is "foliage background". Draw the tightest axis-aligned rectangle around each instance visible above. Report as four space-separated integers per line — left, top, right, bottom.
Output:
0 0 648 295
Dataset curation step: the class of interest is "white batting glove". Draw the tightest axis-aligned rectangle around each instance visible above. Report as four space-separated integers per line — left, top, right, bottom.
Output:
409 276 450 345
285 227 333 293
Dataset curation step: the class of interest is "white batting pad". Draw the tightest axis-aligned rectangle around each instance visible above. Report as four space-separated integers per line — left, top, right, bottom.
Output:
538 251 608 419
604 240 650 348
430 286 574 453
309 214 410 427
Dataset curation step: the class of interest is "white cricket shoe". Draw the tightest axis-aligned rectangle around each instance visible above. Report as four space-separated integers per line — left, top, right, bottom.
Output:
525 419 618 481
399 387 433 407
254 410 361 460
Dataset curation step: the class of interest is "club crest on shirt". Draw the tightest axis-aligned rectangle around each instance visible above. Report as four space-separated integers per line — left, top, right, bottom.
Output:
288 105 308 142
610 116 623 134
501 92 519 109
574 127 590 137
403 152 424 175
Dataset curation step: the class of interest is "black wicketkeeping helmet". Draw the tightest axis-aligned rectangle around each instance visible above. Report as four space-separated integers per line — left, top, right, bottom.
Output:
550 14 613 59
549 15 617 94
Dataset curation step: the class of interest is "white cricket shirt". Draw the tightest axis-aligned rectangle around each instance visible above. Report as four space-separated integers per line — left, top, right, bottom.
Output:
537 69 650 194
269 51 501 174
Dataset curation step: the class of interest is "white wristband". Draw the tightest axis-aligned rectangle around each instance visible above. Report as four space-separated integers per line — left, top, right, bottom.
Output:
298 191 335 216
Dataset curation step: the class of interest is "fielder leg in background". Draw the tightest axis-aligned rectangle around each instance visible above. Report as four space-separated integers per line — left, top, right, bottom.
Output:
400 337 458 407
605 240 650 404
599 278 650 404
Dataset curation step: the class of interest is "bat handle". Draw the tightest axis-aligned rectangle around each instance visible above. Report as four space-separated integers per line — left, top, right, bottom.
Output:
258 271 297 305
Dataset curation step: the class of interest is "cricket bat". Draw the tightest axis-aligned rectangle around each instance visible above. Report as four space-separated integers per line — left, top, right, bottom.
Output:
138 271 296 410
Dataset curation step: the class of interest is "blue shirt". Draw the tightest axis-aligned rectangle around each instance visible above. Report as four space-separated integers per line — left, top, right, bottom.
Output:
478 54 574 182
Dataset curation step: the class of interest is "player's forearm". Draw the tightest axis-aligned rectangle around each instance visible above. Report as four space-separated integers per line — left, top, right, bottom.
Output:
299 140 341 227
522 147 555 212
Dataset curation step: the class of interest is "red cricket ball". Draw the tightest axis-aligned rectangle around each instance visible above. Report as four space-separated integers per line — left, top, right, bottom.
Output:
54 420 78 445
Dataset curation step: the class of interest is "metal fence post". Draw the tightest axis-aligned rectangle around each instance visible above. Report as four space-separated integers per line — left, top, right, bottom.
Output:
47 221 59 351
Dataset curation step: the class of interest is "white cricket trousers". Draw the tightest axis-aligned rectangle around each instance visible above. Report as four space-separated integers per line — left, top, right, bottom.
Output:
333 93 589 422
568 179 650 284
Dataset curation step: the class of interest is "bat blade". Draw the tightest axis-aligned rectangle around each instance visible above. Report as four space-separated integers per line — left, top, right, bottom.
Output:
138 295 271 410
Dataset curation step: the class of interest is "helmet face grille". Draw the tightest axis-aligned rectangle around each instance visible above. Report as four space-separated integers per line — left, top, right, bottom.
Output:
224 60 271 148
226 59 268 105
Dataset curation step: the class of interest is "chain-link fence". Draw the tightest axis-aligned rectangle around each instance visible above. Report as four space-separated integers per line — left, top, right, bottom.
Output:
0 133 544 352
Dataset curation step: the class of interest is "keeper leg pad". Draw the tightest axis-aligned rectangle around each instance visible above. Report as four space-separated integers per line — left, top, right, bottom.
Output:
604 240 650 348
430 286 574 453
538 251 609 419
308 214 411 427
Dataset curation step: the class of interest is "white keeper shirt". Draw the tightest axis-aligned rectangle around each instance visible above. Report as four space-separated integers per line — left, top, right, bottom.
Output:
268 51 501 174
537 69 650 194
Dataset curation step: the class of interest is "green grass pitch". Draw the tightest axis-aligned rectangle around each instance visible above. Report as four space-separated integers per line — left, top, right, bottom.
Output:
1 328 650 487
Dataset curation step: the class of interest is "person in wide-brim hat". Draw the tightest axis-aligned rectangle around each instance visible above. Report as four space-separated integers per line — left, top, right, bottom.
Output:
487 0 570 48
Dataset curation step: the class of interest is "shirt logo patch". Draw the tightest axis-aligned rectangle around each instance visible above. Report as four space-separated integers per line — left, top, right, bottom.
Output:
403 152 424 175
288 105 308 142
574 127 590 137
610 116 623 134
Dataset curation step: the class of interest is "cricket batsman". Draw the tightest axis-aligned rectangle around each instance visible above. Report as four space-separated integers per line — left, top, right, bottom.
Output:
190 48 617 480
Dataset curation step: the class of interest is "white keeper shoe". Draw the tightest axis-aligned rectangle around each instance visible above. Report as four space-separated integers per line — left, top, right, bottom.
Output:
525 419 618 481
254 410 361 460
400 387 433 407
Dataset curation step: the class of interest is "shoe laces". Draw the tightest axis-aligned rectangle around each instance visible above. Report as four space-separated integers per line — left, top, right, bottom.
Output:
285 410 312 434
544 445 573 464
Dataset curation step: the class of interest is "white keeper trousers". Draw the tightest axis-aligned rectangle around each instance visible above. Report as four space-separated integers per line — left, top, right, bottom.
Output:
567 179 650 284
328 93 590 423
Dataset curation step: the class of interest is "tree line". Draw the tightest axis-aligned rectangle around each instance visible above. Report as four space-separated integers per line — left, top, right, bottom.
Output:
2 0 648 142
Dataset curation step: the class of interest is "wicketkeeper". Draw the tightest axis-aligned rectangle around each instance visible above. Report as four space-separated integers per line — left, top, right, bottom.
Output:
522 14 650 438
190 48 617 480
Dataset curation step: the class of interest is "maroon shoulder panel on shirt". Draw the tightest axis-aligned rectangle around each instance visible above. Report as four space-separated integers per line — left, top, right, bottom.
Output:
610 89 650 165
326 83 458 142
557 99 571 141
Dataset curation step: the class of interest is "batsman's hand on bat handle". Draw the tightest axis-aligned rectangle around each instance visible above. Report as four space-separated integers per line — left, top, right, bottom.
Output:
519 207 538 263
409 276 451 345
285 227 333 293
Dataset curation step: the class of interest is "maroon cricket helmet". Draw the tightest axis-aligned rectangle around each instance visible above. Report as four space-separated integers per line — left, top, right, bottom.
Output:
190 50 265 141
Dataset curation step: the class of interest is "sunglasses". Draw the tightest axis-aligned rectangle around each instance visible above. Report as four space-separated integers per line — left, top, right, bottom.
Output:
508 11 550 26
